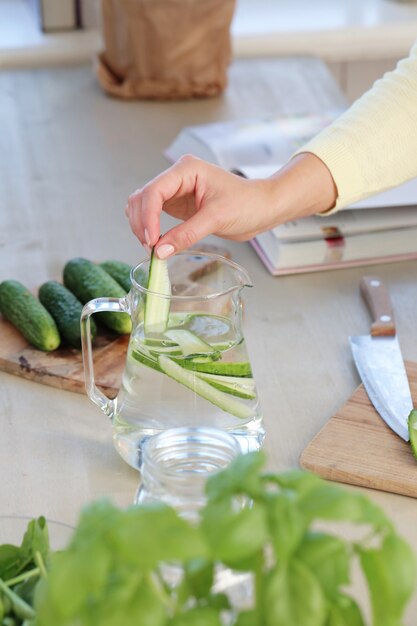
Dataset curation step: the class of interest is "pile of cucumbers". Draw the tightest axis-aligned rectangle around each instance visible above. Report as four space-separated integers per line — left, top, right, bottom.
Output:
0 258 137 351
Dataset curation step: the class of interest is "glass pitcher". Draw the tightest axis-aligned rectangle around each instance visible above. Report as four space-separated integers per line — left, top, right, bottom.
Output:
81 251 264 470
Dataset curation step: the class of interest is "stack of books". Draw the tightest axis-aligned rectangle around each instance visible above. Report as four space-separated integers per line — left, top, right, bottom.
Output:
165 114 417 276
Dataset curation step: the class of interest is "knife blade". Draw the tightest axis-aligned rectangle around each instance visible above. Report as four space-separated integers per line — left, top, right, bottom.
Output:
349 276 412 441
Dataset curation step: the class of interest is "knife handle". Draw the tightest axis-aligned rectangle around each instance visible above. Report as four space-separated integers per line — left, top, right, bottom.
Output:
360 276 396 337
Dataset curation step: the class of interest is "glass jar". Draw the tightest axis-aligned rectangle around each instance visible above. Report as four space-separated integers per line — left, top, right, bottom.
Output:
135 427 253 614
135 427 241 522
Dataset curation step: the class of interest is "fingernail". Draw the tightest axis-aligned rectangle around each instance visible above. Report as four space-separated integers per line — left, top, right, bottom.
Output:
156 244 175 259
144 228 151 247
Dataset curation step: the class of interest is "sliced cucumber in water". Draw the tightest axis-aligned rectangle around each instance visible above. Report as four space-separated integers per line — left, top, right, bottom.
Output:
194 372 255 387
144 250 171 334
144 338 178 348
181 359 252 377
165 328 220 360
203 379 256 400
158 356 252 419
194 372 256 399
131 349 161 372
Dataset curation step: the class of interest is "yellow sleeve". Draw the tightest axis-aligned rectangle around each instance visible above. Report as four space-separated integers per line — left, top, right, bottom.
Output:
298 40 417 212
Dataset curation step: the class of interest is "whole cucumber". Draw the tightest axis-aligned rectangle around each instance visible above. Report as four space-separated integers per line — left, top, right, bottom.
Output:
100 260 132 293
63 258 131 334
39 280 96 348
0 280 60 351
100 260 148 293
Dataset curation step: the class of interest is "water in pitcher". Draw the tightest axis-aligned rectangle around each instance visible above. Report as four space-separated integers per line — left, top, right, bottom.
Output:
113 311 264 469
81 251 266 470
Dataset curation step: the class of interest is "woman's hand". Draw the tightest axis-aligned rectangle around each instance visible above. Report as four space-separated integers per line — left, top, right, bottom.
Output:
126 153 337 259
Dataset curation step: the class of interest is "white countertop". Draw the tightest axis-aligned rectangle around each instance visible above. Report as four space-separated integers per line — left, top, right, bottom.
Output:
1 0 417 69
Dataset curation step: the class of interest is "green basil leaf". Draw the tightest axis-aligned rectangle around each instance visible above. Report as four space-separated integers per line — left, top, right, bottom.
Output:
43 551 85 619
93 577 167 626
327 594 365 626
68 500 121 549
358 532 416 626
36 543 112 623
205 451 266 501
169 606 222 626
20 517 50 565
0 545 24 580
184 558 214 599
234 609 258 626
111 504 208 568
0 517 49 581
296 532 350 599
266 493 306 560
201 500 268 565
206 592 230 611
263 470 323 496
298 484 391 532
13 575 38 608
264 559 327 626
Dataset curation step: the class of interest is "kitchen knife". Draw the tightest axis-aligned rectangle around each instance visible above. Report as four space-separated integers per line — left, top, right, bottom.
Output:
349 276 412 441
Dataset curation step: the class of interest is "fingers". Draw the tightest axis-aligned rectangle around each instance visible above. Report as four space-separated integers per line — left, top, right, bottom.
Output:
126 155 203 249
154 209 218 259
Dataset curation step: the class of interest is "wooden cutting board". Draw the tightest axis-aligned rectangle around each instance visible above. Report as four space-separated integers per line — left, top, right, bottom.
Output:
300 361 417 498
0 319 127 398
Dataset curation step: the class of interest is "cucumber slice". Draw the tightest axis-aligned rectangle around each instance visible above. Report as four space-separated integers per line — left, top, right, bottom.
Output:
181 360 252 377
131 349 161 372
165 329 220 360
189 355 221 363
194 371 255 399
194 371 256 399
149 346 183 357
158 356 253 419
193 372 255 387
408 409 417 460
144 338 178 348
203 379 256 400
144 250 171 334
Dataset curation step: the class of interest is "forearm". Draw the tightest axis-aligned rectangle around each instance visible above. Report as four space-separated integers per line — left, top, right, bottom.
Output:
297 41 417 211
267 153 337 222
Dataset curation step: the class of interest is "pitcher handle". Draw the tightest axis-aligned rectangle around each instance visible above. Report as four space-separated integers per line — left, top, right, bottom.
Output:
81 296 130 417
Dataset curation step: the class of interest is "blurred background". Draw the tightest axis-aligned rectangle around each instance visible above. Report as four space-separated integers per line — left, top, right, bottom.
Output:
1 0 417 101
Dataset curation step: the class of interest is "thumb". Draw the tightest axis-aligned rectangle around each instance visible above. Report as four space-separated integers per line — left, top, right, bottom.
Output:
155 211 216 259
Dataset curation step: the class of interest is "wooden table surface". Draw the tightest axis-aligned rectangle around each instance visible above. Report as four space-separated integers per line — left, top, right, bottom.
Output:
1 57 416 618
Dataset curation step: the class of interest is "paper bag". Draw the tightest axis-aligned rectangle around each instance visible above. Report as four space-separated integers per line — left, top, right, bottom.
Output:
96 0 236 100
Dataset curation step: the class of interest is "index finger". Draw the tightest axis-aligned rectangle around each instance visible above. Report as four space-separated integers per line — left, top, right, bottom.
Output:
128 156 203 247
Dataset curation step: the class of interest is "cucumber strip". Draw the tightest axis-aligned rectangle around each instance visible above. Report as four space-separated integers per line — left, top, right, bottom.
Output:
144 250 171 334
181 360 253 377
158 356 252 419
189 355 221 363
143 337 182 356
203 379 256 400
144 338 178 348
131 349 162 373
164 329 218 358
148 344 182 355
195 371 256 399
194 371 256 388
